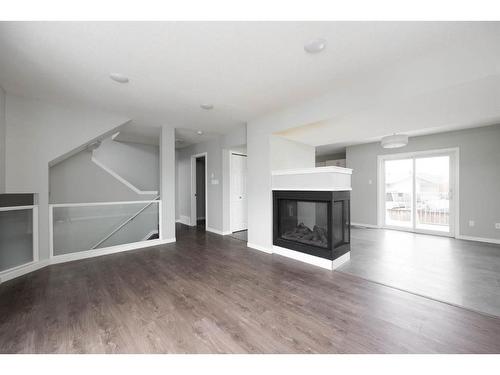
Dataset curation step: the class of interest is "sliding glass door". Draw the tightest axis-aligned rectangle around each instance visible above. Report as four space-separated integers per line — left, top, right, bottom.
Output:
415 156 450 233
384 159 413 228
380 150 455 236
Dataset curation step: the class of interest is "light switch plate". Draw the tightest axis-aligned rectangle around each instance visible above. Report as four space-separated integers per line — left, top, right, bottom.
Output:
495 223 500 229
469 220 475 227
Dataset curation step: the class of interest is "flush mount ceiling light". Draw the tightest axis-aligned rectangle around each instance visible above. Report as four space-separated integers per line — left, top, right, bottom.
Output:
304 38 327 54
196 130 204 135
200 103 214 110
381 134 409 149
109 73 129 83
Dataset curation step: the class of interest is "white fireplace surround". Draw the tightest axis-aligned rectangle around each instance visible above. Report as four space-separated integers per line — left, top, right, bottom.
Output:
268 166 353 270
272 166 352 192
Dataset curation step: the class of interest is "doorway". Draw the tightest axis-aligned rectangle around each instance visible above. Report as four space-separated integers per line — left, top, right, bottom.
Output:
230 152 248 238
191 153 207 230
378 148 458 237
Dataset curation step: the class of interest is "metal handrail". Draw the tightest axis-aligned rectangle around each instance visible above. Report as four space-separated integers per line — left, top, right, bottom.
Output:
90 196 160 249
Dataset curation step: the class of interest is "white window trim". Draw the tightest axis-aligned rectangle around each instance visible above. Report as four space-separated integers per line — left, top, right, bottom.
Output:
377 147 460 238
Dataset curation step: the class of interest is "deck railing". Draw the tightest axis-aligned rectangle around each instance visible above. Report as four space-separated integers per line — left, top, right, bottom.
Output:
387 208 449 226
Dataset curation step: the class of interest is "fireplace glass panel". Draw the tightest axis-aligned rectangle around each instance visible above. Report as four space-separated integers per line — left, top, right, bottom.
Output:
344 200 350 244
278 200 329 249
333 201 344 247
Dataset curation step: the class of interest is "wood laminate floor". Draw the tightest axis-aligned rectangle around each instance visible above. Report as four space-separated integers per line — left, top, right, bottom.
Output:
229 230 248 242
1 224 500 353
340 227 500 317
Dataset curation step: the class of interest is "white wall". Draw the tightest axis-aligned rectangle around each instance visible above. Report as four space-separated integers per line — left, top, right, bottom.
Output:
93 137 159 192
49 148 156 204
223 125 247 148
5 94 130 260
0 87 5 193
347 124 500 241
247 128 316 250
270 136 315 171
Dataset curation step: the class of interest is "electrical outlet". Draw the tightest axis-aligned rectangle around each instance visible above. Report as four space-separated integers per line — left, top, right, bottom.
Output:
495 223 500 230
469 220 475 227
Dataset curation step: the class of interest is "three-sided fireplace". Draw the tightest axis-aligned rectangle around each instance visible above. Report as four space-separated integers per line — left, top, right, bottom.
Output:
273 190 350 261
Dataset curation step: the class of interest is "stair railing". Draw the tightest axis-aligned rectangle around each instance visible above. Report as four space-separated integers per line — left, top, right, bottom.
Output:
90 195 160 250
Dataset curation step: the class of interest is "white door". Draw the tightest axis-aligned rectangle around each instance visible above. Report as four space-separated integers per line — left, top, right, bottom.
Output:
230 153 247 232
381 150 456 236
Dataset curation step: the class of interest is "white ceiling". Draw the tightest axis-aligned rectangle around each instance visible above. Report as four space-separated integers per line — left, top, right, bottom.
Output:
113 122 160 145
1 22 499 145
112 122 219 149
174 128 220 149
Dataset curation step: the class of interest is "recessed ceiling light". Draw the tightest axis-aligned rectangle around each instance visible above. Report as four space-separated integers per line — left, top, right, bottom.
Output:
200 104 214 110
304 38 327 54
109 73 129 83
196 130 204 135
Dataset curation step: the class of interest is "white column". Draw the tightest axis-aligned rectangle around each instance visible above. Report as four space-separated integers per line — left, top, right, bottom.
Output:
160 125 176 241
246 128 273 252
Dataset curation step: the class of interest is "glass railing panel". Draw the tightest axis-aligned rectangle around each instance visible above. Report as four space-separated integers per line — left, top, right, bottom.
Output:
0 208 34 272
52 201 159 256
97 202 159 249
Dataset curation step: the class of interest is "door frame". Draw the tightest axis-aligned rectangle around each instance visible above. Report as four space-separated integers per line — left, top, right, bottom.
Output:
190 152 208 228
229 151 248 233
377 147 460 237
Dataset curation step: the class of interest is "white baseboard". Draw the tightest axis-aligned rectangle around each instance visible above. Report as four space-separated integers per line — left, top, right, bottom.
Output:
456 235 500 245
206 226 222 235
0 259 50 284
273 245 351 270
176 215 191 226
351 222 380 229
51 238 176 265
247 242 273 254
206 226 231 236
331 251 351 270
272 245 329 269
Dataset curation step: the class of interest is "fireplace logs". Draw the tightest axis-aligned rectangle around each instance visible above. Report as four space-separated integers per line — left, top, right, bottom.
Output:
281 223 328 248
273 190 350 260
